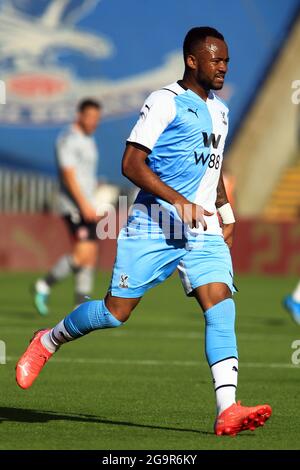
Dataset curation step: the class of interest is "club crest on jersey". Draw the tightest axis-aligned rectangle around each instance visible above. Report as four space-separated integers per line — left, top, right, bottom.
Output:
119 274 129 288
221 111 228 126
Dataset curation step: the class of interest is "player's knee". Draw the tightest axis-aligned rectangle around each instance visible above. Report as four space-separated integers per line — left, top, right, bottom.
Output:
73 252 86 266
73 242 97 267
114 311 131 323
83 255 97 268
105 295 137 323
203 284 232 311
106 305 132 323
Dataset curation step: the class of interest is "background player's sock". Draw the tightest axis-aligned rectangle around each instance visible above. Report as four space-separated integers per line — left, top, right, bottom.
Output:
44 255 78 287
35 279 50 295
204 298 238 415
292 280 300 303
74 266 94 305
41 300 122 353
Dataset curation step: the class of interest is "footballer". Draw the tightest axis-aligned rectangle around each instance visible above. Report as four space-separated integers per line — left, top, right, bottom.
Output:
16 27 272 436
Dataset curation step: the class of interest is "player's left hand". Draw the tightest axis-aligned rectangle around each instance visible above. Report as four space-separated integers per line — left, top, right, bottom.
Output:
222 222 235 248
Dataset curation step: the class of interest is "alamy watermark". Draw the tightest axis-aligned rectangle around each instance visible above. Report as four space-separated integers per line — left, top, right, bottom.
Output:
291 340 300 365
291 80 300 104
95 196 209 247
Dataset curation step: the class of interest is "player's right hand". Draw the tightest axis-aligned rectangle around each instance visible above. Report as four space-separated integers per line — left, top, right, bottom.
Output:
174 197 213 231
80 202 98 223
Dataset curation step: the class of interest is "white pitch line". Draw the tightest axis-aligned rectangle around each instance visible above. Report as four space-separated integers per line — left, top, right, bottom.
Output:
6 356 300 369
0 327 293 341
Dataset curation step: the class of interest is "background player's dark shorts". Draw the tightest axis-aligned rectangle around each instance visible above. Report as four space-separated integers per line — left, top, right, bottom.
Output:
63 213 97 241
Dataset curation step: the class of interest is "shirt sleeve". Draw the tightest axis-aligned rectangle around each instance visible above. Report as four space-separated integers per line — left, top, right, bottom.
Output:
56 134 78 168
127 91 176 153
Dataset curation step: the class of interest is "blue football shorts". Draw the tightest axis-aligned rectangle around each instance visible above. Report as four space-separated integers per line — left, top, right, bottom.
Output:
108 209 235 298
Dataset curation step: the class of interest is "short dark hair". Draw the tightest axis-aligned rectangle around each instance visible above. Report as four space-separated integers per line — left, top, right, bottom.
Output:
183 27 225 63
77 98 102 113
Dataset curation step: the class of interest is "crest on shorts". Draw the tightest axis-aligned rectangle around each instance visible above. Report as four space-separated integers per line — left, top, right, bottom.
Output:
119 273 129 288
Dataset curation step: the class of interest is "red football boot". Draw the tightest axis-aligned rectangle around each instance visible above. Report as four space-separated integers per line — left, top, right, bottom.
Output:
16 329 53 389
214 401 272 436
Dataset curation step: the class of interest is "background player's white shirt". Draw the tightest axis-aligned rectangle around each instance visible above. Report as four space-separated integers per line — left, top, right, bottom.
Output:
127 82 229 236
56 125 99 216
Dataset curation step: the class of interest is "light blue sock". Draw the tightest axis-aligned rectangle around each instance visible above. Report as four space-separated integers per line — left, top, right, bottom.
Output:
63 299 122 338
204 298 238 366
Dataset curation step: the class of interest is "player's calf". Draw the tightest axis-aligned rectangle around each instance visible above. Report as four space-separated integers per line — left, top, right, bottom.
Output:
204 298 238 416
43 299 124 352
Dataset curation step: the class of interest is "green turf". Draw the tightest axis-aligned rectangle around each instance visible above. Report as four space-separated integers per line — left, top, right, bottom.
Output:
0 271 300 450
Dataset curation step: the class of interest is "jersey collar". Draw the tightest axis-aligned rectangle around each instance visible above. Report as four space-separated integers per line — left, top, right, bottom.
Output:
177 80 214 104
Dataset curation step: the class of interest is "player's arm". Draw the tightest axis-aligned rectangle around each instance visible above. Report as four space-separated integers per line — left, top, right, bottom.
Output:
60 167 97 222
122 144 212 230
216 170 235 248
122 143 184 204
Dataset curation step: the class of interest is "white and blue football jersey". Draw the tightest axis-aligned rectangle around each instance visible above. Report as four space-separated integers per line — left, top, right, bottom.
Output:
127 81 229 236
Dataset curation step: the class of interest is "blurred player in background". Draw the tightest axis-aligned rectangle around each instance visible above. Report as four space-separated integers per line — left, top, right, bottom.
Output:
283 108 300 325
17 28 272 436
33 99 101 315
283 285 300 325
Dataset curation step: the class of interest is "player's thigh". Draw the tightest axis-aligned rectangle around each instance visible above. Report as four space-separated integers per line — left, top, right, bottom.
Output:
178 235 236 311
73 240 97 266
193 282 232 312
104 292 142 322
109 229 185 299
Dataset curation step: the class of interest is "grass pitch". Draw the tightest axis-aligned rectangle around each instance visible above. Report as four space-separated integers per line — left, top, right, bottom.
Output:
0 271 300 450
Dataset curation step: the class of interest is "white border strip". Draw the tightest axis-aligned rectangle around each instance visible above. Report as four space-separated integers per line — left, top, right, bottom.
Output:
0 80 6 104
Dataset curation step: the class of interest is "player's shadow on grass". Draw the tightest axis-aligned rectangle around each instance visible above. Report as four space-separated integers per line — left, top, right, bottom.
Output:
0 406 215 436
